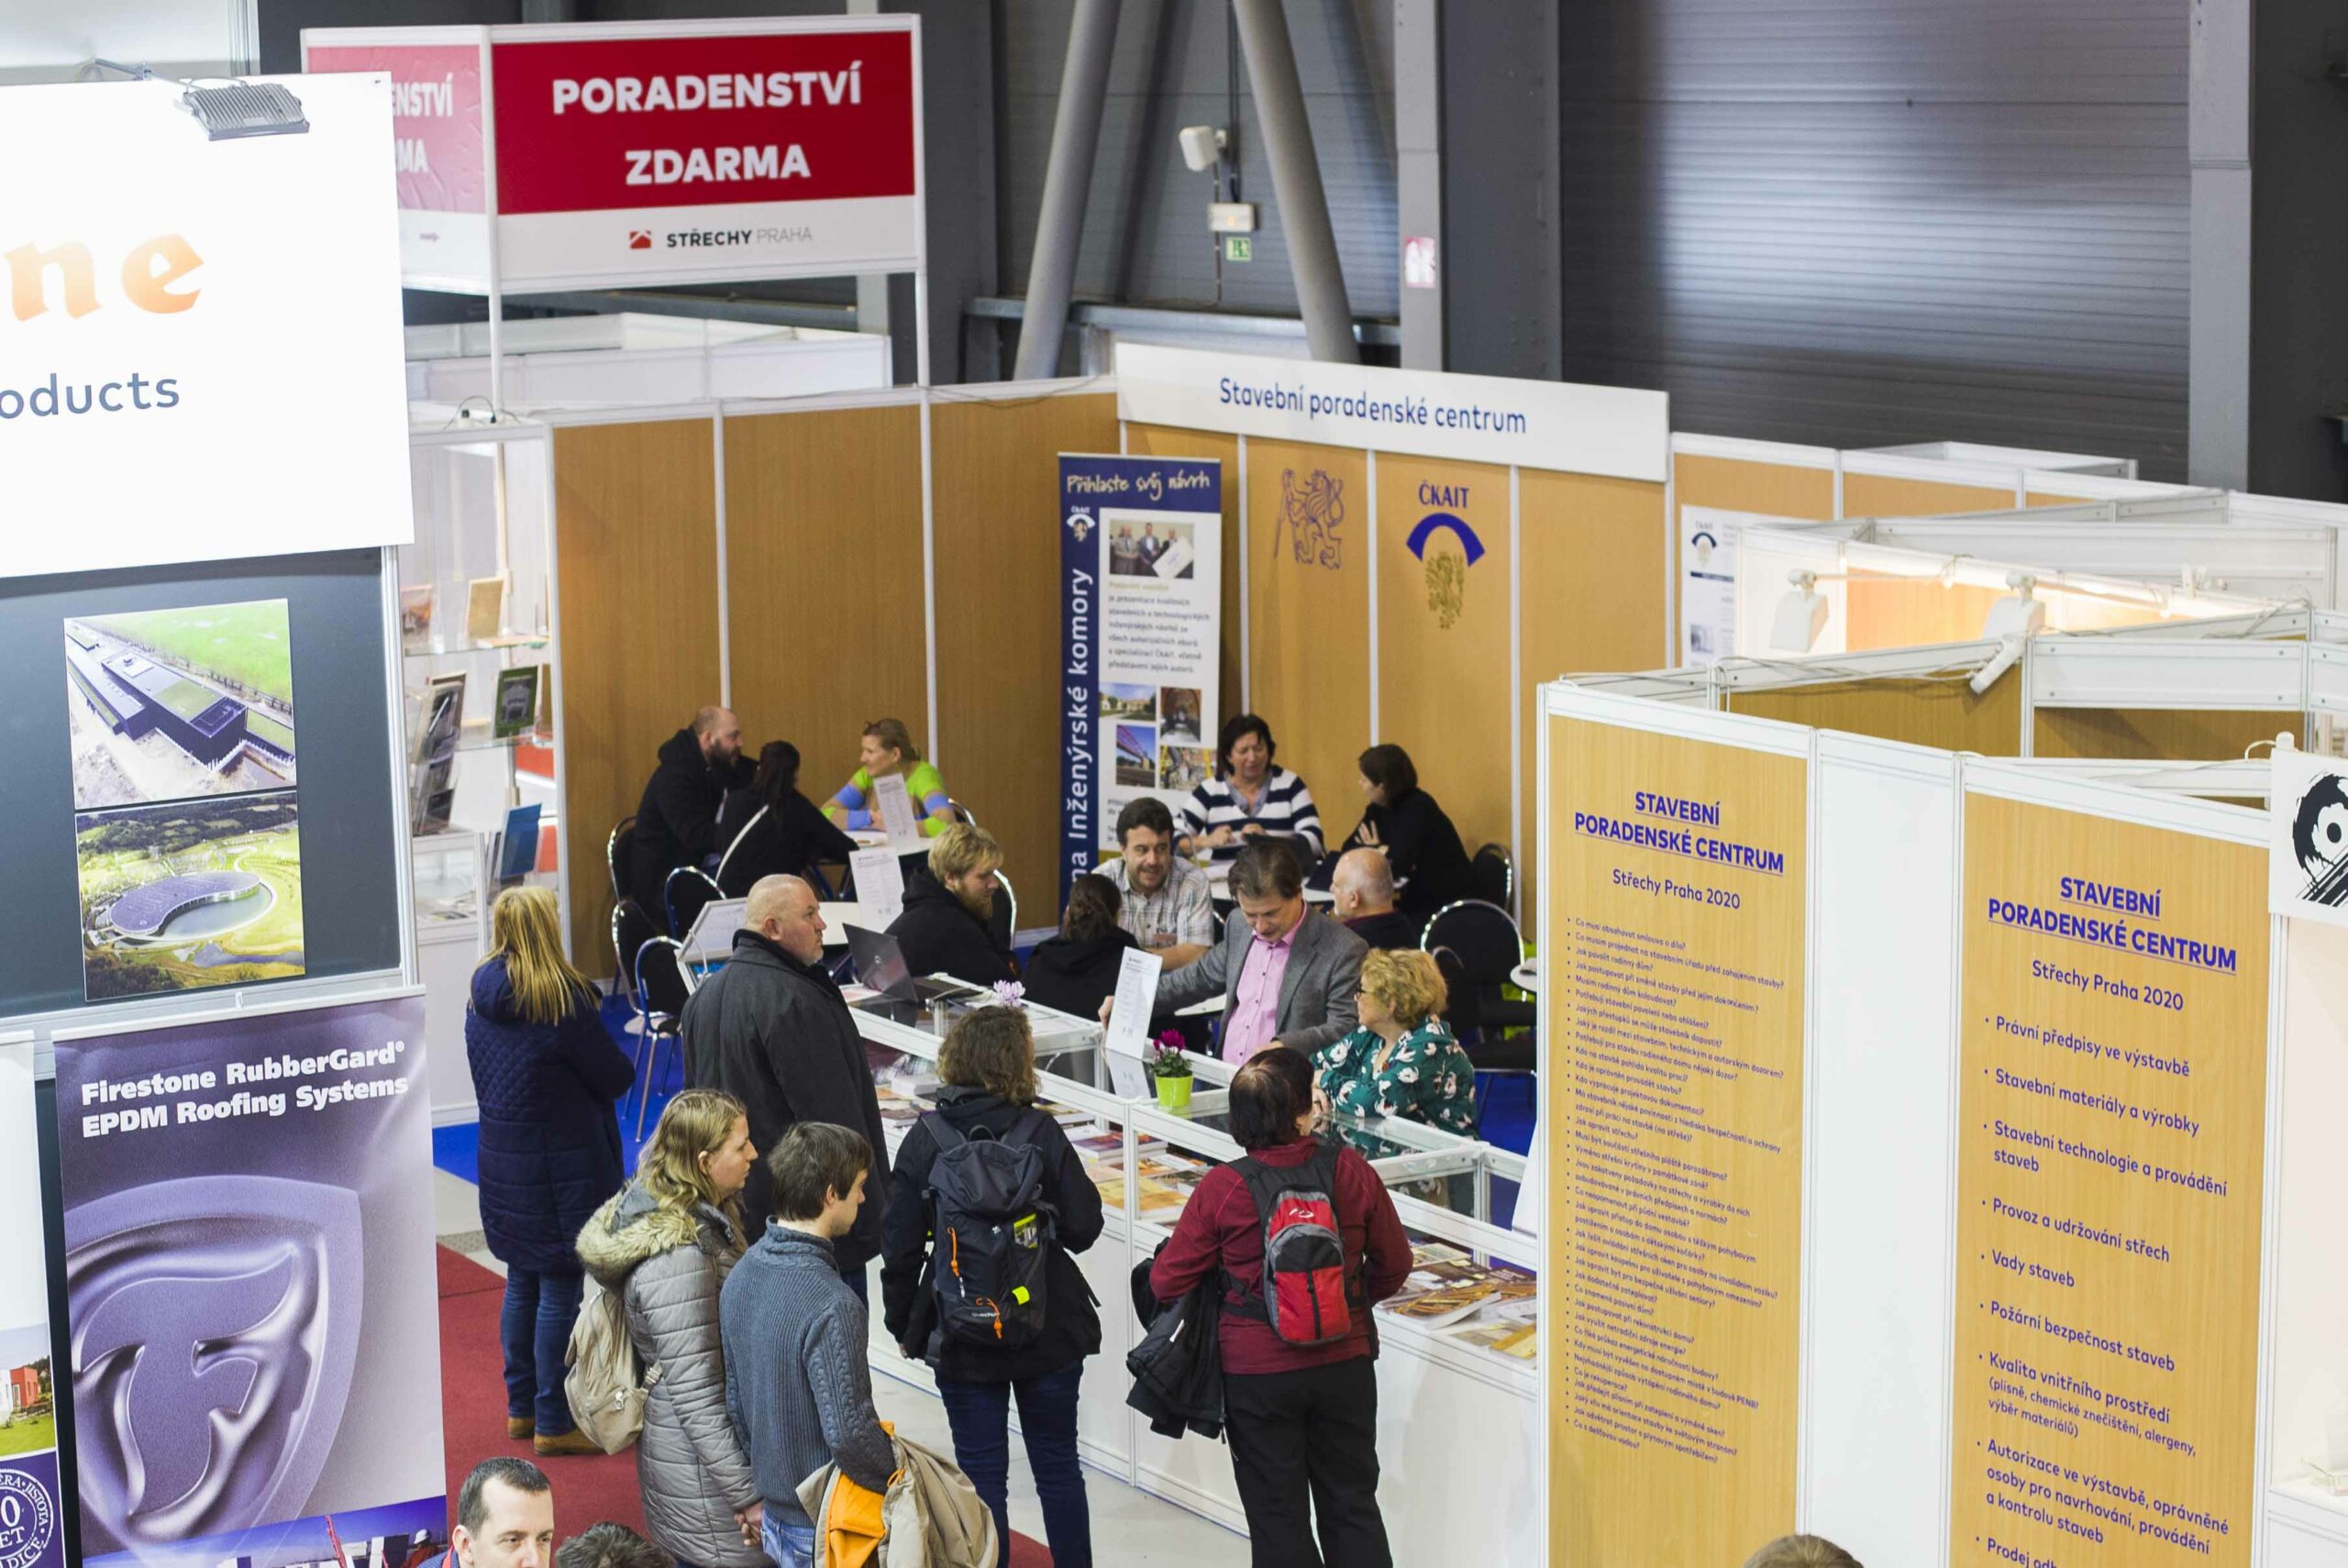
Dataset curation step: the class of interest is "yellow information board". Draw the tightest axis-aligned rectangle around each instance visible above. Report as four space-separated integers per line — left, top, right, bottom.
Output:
1951 793 2268 1568
1546 714 1807 1563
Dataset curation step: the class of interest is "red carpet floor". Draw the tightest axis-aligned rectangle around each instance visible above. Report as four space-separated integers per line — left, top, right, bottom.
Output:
437 1246 1054 1566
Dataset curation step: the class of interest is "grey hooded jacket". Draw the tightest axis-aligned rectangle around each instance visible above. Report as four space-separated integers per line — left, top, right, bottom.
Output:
576 1181 765 1567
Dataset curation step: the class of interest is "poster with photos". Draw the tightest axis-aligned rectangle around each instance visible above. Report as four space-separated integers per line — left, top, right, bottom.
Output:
1057 454 1222 901
61 600 306 1002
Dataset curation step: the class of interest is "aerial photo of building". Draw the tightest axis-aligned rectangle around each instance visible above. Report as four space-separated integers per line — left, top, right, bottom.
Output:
63 603 298 809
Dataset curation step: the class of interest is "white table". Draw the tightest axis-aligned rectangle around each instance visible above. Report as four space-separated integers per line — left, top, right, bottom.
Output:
679 898 880 961
1200 859 1337 906
1510 959 1542 995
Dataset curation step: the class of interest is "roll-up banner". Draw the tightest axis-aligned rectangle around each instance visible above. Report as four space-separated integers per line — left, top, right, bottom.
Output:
0 1036 63 1568
1058 454 1222 902
0 76 413 580
50 991 445 1568
305 18 923 293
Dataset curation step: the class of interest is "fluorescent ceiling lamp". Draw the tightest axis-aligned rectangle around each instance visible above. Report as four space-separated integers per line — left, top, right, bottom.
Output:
1769 569 1828 653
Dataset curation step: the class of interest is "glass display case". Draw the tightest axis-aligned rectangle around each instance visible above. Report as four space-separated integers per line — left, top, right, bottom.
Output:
843 989 1544 1562
405 411 563 1121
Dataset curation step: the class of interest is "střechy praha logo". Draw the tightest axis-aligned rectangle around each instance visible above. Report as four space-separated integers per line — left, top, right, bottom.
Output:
2290 770 2348 907
64 1176 361 1551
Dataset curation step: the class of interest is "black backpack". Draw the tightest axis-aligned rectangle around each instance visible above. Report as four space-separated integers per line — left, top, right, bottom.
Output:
920 1110 1058 1349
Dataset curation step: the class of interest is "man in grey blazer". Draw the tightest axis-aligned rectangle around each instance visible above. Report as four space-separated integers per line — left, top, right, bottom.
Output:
1156 839 1367 1061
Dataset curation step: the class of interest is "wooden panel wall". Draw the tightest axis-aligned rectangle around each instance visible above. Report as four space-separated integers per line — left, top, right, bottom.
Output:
1246 439 1371 844
1519 470 1669 935
931 392 1120 917
554 419 721 975
724 406 928 805
1728 673 2024 755
1547 714 1806 1563
1949 797 2267 1568
2032 707 2296 761
1125 423 1244 725
1840 472 2013 518
1844 579 2003 651
1376 455 1513 864
1671 453 1836 523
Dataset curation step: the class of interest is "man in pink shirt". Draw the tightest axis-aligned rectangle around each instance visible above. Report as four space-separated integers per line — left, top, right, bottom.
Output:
1156 840 1367 1063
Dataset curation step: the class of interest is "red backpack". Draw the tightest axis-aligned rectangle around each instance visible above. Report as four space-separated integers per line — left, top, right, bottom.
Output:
1228 1143 1358 1346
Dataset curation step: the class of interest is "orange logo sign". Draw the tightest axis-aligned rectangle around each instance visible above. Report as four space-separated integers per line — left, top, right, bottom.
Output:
6 237 204 322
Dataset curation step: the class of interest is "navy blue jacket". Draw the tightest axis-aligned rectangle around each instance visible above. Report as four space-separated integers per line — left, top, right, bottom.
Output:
464 955 636 1274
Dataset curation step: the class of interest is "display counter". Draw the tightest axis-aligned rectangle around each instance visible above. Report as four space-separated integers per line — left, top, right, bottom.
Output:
844 988 1542 1563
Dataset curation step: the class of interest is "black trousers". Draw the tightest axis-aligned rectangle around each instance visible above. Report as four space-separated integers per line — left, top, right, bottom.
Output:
1223 1356 1392 1568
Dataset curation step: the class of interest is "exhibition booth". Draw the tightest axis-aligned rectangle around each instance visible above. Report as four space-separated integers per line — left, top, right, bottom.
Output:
1534 667 2348 1567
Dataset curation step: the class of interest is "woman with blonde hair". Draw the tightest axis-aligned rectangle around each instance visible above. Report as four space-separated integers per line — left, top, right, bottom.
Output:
463 885 635 1457
879 1008 1105 1567
1312 947 1479 1136
577 1089 767 1567
824 716 956 838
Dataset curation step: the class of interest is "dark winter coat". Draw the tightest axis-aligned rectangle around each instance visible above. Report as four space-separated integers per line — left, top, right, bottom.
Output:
1125 1250 1224 1441
879 1086 1104 1383
632 728 752 915
1338 787 1476 916
463 955 634 1274
1019 930 1138 1020
677 932 890 1270
575 1182 764 1566
886 868 1018 988
714 785 860 897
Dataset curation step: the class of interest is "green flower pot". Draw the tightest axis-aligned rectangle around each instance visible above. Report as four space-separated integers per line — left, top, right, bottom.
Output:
1154 1073 1193 1111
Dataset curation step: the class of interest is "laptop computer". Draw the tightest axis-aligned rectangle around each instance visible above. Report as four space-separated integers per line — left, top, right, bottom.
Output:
842 925 978 1022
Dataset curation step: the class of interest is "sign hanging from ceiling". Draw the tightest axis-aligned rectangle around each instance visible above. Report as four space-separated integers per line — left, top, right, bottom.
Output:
304 18 925 294
0 75 414 581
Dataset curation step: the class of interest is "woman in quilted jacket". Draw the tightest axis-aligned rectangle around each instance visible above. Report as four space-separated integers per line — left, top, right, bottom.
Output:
576 1089 768 1568
464 886 635 1458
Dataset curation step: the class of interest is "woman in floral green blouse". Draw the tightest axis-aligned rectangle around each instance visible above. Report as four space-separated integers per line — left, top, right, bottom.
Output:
1312 948 1479 1137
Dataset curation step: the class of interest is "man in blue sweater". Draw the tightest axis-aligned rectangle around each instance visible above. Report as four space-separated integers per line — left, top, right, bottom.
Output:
721 1121 898 1568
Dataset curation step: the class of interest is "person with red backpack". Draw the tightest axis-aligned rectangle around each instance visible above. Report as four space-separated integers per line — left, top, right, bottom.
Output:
879 1006 1105 1567
1148 1046 1412 1568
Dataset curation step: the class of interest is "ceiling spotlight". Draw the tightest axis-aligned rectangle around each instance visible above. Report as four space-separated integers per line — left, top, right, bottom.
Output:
1981 572 2045 641
1769 569 1828 653
90 59 308 140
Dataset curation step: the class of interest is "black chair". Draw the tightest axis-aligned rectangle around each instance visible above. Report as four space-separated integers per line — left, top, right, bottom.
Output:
664 865 724 941
949 799 980 827
1432 941 1534 1123
1423 900 1535 1034
633 935 695 1138
1470 843 1513 911
607 816 637 906
611 898 662 1115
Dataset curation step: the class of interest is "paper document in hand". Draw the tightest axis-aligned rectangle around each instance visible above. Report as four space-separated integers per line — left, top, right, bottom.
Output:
1105 947 1164 1058
873 771 925 848
850 846 907 924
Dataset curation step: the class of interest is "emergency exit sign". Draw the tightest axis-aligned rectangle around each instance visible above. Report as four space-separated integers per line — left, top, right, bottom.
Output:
1224 234 1252 262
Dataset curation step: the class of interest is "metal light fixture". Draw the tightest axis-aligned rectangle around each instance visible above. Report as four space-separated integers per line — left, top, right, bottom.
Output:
91 59 309 140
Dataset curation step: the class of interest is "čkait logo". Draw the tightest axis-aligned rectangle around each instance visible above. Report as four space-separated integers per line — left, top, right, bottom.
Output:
2 234 201 425
1406 481 1487 631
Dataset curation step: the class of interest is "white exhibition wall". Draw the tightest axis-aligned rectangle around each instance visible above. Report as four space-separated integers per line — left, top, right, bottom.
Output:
1802 730 1961 1551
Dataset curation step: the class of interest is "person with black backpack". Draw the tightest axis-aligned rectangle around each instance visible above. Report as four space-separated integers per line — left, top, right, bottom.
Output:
879 1007 1105 1567
1147 1046 1412 1568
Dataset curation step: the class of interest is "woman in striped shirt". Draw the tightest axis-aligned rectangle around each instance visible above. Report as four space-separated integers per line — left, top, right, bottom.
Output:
1177 712 1324 864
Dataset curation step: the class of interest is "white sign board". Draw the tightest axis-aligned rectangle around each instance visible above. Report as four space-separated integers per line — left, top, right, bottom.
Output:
848 846 905 925
1113 340 1668 482
2272 747 2348 929
873 771 925 850
0 76 415 580
1103 947 1162 1099
1679 505 1743 665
